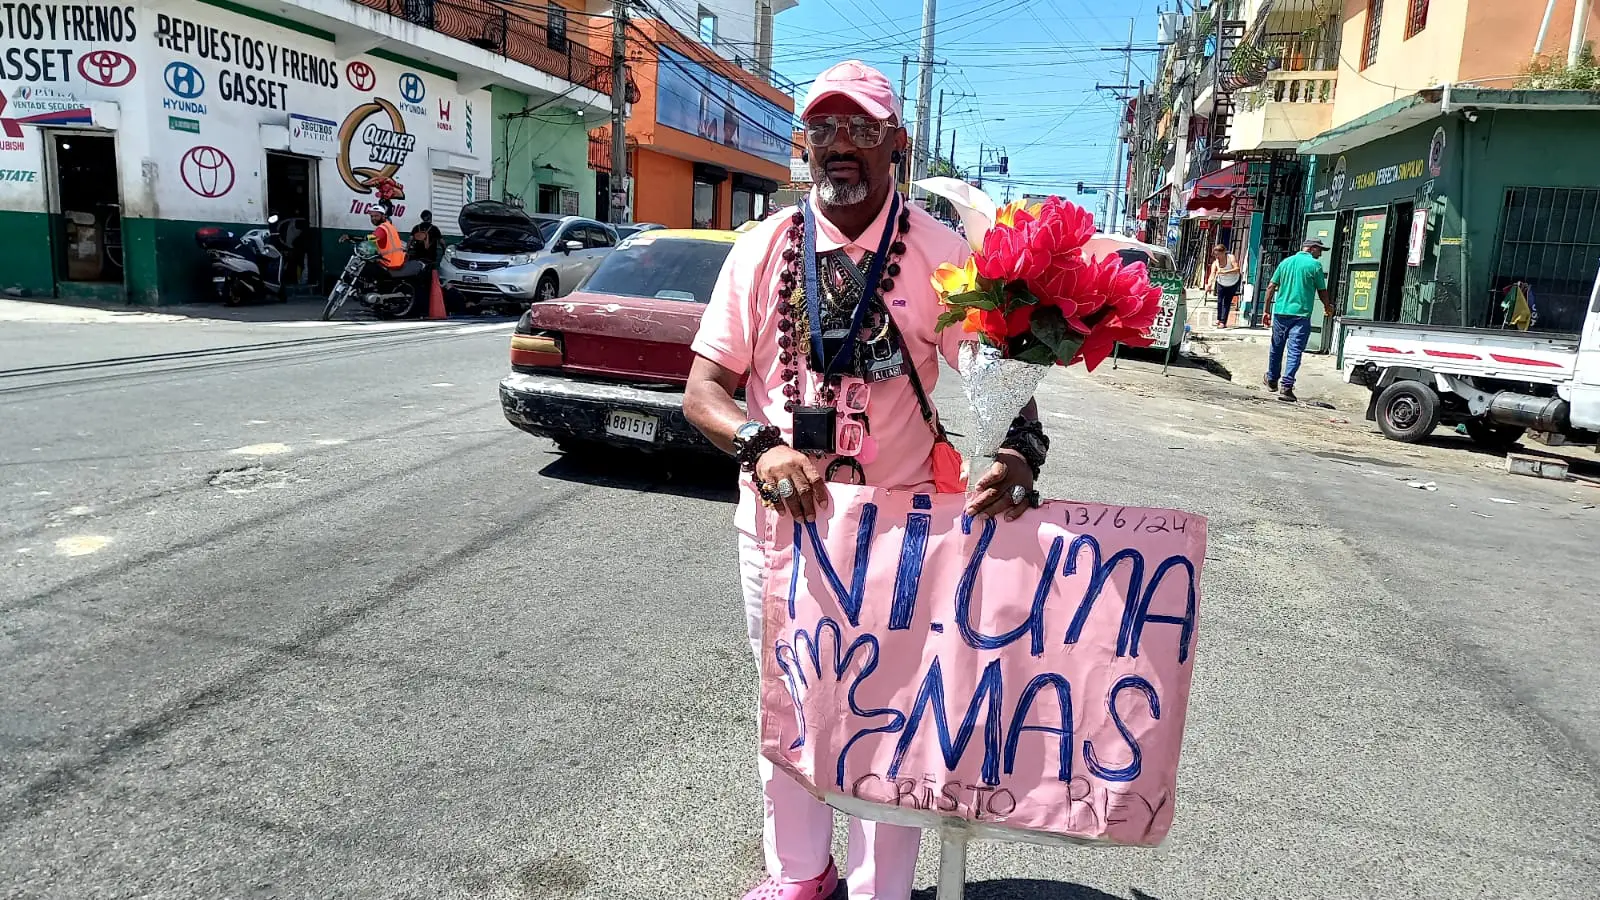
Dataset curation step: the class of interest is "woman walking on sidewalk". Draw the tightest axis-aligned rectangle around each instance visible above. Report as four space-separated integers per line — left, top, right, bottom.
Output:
1206 243 1242 327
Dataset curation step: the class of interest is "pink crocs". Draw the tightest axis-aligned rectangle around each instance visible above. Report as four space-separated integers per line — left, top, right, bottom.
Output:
741 858 840 900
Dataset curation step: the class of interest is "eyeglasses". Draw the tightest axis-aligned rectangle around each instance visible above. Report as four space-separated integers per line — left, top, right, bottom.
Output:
803 115 892 149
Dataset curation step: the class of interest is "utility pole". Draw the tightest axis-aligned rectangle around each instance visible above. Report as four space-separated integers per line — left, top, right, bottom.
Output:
932 90 972 172
1096 17 1161 234
948 129 957 181
900 56 910 122
911 0 937 199
975 142 984 189
1091 18 1137 234
610 0 630 224
1131 78 1146 235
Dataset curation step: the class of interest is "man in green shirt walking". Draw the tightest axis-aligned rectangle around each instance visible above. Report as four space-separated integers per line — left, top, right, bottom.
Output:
1261 238 1333 401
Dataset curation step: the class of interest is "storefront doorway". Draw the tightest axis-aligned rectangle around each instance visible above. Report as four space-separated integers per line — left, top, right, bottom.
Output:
1379 201 1413 322
265 151 318 288
48 132 122 289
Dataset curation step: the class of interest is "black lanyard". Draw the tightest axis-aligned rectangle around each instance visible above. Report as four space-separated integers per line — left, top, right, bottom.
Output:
802 193 900 377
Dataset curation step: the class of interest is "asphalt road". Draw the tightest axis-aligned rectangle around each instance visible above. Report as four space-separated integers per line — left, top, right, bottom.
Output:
1 312 1596 900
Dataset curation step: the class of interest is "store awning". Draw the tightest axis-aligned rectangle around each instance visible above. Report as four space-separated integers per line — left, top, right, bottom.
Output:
1184 162 1246 203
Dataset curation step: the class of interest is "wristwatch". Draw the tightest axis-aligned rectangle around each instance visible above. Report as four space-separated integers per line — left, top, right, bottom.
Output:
731 421 765 456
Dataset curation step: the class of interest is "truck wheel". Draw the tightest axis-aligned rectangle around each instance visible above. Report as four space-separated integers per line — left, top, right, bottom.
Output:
1464 420 1525 452
1375 381 1441 442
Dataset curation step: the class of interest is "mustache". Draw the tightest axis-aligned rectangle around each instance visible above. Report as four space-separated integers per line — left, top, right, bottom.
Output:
822 152 867 169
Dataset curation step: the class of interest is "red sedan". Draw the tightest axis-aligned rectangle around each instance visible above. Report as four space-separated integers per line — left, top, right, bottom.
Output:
498 229 740 454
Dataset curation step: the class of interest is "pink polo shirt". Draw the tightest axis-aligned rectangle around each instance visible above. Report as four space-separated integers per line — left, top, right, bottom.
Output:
692 191 971 538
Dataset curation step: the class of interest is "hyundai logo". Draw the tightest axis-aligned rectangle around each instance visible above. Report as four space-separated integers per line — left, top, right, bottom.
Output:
398 73 425 104
164 61 205 99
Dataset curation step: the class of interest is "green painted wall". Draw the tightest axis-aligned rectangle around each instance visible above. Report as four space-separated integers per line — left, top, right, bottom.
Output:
1311 110 1600 330
0 210 56 298
491 86 597 218
1459 109 1600 330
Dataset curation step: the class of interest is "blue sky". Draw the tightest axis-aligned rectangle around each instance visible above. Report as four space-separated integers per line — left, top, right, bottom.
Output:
771 0 1169 204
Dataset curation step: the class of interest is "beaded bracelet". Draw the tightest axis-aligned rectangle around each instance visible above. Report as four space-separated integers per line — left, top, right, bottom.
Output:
735 425 786 473
1000 416 1050 479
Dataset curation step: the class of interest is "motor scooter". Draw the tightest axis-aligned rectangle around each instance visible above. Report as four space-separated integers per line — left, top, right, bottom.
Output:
195 216 307 305
321 240 426 321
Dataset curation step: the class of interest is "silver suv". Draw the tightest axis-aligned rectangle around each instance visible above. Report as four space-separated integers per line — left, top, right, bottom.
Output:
440 202 617 312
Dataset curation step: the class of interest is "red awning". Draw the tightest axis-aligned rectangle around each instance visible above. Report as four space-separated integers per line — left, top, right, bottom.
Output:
1185 163 1247 203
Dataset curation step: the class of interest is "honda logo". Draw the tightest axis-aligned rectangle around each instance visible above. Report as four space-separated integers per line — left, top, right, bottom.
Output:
438 99 451 122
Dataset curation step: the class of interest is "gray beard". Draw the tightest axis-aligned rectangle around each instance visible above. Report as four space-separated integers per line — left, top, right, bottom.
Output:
818 178 870 207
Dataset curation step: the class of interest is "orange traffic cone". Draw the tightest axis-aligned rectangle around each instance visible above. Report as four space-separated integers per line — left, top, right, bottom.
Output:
427 269 447 320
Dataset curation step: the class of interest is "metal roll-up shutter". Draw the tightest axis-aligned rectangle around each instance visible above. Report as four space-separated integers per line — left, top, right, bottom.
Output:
693 163 729 184
733 173 779 195
430 170 468 235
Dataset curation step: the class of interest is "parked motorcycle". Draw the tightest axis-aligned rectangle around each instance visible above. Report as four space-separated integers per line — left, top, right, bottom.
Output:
194 215 307 306
321 240 426 321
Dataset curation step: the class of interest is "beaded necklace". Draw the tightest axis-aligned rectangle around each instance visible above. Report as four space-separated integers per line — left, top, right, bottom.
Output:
772 201 913 415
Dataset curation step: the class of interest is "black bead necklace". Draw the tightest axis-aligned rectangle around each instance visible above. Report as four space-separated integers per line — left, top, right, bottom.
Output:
773 203 913 414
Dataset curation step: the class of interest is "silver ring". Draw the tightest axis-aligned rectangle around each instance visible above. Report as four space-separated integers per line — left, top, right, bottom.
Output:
776 478 797 499
1010 485 1028 506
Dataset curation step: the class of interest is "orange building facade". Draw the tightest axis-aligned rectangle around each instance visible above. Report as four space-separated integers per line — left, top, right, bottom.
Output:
590 19 794 230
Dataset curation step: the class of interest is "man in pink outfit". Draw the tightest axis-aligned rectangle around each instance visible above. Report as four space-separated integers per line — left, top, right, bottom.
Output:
684 61 1046 900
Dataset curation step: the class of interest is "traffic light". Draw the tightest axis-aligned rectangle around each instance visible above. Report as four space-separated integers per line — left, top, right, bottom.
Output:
1077 182 1085 194
998 156 1009 175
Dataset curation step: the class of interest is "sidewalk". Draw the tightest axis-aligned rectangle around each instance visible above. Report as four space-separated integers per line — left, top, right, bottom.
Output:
1179 288 1370 413
0 295 334 325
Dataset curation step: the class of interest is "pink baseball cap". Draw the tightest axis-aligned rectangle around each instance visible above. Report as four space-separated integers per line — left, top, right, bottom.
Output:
801 61 901 123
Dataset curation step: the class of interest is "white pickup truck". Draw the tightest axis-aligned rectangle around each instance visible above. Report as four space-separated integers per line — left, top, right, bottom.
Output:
1340 274 1600 448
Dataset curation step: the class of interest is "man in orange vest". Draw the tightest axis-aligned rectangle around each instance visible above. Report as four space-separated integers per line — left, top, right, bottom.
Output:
367 203 406 270
339 202 412 299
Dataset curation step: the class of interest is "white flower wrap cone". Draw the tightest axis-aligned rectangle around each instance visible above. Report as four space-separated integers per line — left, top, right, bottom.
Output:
957 341 1050 489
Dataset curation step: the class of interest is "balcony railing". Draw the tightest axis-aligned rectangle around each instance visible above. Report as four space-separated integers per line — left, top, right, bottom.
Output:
1240 70 1336 110
354 0 613 94
1260 32 1338 73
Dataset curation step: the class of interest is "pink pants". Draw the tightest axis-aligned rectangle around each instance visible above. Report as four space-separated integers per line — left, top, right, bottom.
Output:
739 533 921 900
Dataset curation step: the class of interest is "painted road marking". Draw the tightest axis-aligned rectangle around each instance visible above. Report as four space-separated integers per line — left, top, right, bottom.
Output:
228 442 292 456
54 535 112 557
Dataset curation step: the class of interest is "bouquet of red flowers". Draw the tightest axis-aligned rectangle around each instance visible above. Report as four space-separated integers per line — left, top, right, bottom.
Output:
923 185 1163 372
916 178 1167 486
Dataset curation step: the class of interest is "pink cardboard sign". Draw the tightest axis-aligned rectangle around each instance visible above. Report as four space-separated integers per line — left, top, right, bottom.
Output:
760 486 1206 847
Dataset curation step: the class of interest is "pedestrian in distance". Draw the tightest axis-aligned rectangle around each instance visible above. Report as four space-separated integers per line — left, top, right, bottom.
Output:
683 59 1048 900
409 209 444 266
1261 237 1334 402
1205 243 1242 327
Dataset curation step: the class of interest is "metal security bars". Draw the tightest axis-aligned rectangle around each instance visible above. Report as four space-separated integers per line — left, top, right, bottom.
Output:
1362 0 1384 69
1487 186 1600 333
1405 0 1430 40
353 0 614 95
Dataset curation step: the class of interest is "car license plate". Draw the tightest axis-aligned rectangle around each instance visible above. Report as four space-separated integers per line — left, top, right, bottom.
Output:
460 274 484 283
605 410 658 443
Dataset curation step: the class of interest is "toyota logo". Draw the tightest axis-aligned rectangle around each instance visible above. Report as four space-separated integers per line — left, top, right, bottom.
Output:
398 73 425 104
164 61 205 99
78 50 136 88
346 61 376 92
180 145 235 198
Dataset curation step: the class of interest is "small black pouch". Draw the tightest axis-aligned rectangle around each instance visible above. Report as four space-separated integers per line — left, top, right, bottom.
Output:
817 328 853 372
791 405 837 453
